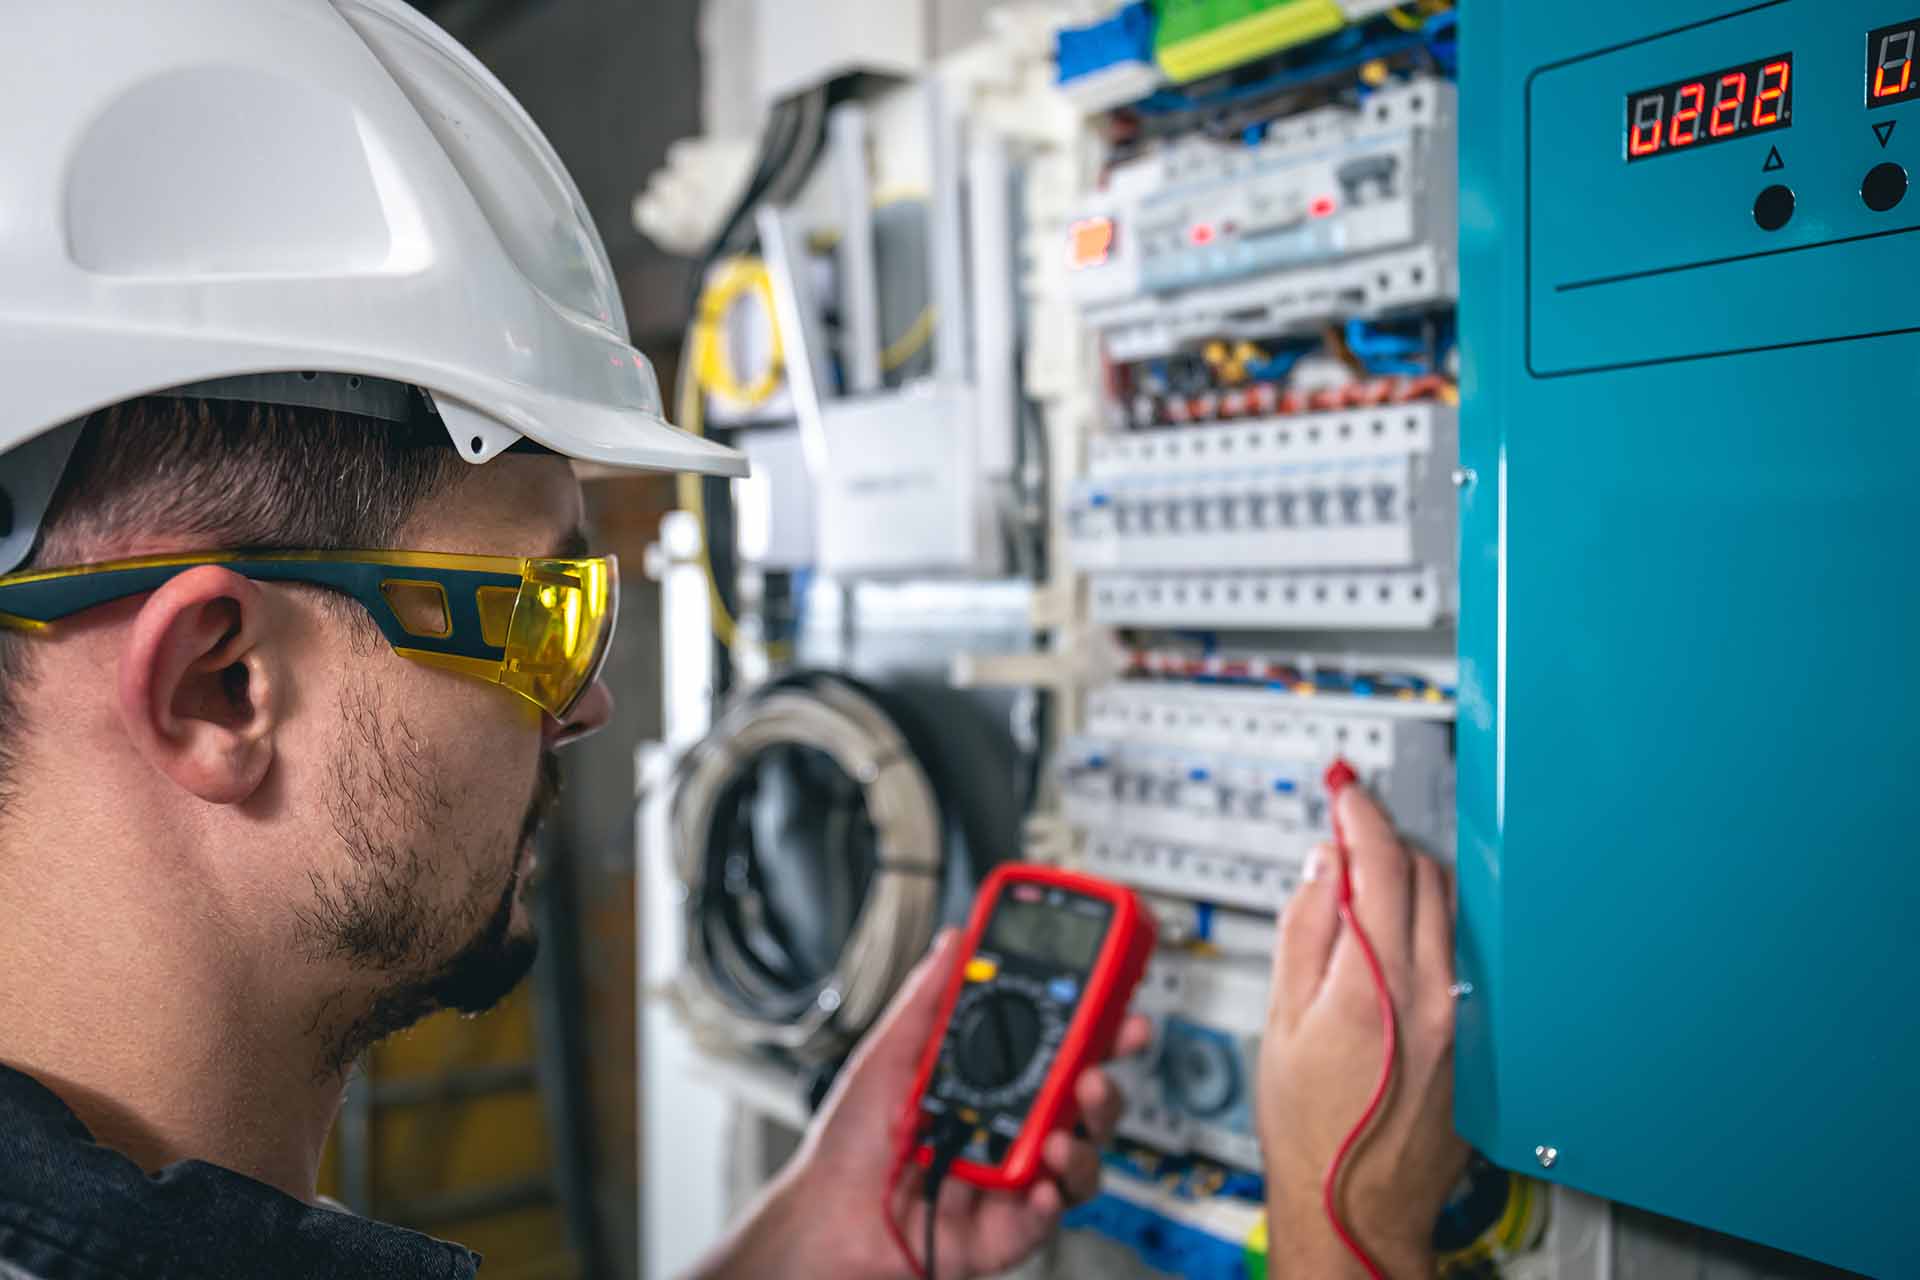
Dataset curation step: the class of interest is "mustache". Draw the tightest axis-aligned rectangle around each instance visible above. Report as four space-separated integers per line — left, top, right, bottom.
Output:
520 750 563 844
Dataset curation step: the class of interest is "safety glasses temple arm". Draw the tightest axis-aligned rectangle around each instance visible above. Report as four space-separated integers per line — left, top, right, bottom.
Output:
0 559 521 633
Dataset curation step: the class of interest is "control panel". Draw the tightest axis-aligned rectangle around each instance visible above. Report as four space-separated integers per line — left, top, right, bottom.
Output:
1527 6 1920 374
1461 5 1920 1276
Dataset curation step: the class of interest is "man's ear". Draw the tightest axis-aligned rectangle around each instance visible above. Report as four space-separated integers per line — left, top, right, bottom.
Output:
116 565 283 805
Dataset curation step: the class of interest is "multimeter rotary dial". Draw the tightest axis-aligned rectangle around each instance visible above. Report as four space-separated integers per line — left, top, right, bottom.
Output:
941 974 1067 1110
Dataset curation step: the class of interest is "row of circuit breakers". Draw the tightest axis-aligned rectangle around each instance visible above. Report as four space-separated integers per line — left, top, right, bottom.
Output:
1066 78 1459 635
1053 73 1463 1181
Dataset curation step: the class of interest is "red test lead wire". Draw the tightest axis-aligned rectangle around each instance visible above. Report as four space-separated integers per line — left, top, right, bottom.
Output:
1320 758 1399 1280
884 1105 928 1279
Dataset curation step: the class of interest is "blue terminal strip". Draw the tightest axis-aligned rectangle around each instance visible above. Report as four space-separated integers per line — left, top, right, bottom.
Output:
1064 1193 1255 1280
1056 2 1157 86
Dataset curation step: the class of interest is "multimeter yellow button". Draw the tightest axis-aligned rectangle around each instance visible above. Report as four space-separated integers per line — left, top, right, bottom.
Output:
959 1107 979 1125
964 958 999 982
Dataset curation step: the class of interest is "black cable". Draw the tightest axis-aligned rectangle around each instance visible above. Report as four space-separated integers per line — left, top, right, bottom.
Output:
778 88 833 205
922 1116 969 1280
679 84 833 705
923 1178 938 1280
682 81 831 316
683 97 801 314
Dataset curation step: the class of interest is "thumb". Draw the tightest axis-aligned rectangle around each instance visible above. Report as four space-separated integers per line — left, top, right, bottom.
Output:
853 928 965 1077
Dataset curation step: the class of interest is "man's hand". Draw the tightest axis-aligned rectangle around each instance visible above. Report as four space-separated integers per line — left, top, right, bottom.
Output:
696 930 1152 1280
1258 783 1469 1279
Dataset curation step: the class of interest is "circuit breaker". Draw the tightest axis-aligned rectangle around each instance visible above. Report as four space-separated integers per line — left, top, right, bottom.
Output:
1459 4 1920 1275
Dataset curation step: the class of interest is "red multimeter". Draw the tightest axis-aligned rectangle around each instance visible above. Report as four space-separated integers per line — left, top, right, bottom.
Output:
903 863 1157 1191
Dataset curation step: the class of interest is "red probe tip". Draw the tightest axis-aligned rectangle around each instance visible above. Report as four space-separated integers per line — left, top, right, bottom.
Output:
1324 758 1359 795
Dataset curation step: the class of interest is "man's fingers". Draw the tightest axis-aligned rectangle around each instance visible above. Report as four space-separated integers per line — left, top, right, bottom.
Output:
970 1188 1058 1275
1025 1177 1065 1219
1042 1130 1103 1205
1112 1014 1154 1060
839 930 961 1086
937 1171 981 1222
1274 843 1342 1027
1074 1069 1123 1144
1412 854 1455 999
1335 783 1412 966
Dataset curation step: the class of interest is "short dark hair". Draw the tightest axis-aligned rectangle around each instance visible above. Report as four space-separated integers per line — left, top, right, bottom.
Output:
0 396 467 803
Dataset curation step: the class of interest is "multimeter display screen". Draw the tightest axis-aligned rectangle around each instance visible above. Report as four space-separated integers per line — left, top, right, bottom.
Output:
985 896 1109 972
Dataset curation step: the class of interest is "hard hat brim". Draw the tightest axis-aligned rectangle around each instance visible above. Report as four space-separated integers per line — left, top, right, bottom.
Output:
0 320 749 479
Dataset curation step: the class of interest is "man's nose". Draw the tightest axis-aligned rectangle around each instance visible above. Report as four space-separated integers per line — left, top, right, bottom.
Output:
544 679 614 747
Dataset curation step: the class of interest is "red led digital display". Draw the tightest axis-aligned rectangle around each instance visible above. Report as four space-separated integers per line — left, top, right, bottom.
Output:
1869 20 1920 108
1626 54 1792 162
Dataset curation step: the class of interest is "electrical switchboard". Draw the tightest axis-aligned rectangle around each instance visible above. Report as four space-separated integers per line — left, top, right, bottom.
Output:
1460 5 1920 1275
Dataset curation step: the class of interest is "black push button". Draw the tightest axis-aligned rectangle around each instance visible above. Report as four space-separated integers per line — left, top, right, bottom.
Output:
1864 162 1909 212
1753 184 1795 231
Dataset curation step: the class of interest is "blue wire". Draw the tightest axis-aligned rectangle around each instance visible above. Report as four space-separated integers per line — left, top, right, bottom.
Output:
1244 348 1306 381
1345 318 1422 357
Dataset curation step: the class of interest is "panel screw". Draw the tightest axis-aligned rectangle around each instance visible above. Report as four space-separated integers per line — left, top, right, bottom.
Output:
1447 981 1474 1000
1534 1145 1558 1169
817 988 843 1013
1451 467 1476 490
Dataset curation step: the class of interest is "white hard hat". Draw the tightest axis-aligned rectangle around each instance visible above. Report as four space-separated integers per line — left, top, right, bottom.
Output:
0 0 746 523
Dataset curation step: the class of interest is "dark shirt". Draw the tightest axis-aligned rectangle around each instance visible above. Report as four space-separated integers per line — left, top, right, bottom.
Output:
0 1063 479 1279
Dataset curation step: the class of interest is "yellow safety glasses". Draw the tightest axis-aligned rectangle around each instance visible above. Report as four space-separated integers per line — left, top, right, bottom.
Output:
0 550 618 720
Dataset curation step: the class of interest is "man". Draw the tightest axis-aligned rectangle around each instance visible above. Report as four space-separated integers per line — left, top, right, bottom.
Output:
0 3 1464 1277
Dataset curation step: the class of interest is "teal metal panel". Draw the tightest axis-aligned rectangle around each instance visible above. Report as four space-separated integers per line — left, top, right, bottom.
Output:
1458 4 1920 1275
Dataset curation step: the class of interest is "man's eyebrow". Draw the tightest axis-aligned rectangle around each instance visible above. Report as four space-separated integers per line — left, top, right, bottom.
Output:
552 527 592 558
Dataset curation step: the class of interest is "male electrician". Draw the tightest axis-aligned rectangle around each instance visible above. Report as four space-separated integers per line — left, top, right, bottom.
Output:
0 3 1464 1278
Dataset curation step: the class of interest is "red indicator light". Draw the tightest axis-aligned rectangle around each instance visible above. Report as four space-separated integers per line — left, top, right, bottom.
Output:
1189 222 1217 245
1309 195 1338 219
1067 216 1115 269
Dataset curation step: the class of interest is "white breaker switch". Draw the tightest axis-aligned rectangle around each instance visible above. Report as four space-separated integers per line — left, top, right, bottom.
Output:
1064 683 1454 914
1065 79 1458 358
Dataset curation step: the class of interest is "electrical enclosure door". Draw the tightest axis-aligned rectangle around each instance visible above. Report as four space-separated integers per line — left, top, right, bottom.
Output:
1458 3 1920 1275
